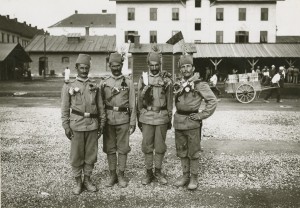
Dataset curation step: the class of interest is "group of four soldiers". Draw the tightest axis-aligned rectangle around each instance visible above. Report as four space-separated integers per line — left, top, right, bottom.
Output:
61 51 217 195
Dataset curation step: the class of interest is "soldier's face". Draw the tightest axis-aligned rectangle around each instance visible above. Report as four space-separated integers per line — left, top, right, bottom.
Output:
180 64 194 79
110 62 122 76
76 64 90 79
148 61 160 75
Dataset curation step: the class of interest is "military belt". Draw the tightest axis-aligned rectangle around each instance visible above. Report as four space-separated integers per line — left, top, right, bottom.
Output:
143 105 167 111
105 105 129 112
176 110 198 115
71 109 98 118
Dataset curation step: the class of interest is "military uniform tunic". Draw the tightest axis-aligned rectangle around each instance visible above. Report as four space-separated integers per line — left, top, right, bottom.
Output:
174 79 217 159
61 77 105 176
100 74 136 155
137 72 173 154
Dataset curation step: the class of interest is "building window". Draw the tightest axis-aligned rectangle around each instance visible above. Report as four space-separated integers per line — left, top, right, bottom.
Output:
62 57 70 63
216 8 224 21
194 40 201 44
261 8 268 21
172 8 179 21
150 8 157 21
195 18 201 31
12 35 15 43
260 31 268 43
195 0 201 8
128 8 135 21
216 31 223 43
150 31 157 43
1 33 4 43
125 31 138 43
235 31 249 43
239 8 246 21
17 36 20 43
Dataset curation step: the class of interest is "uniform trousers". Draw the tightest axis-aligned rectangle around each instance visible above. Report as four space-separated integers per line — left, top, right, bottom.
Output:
71 130 98 177
175 128 201 159
103 123 131 155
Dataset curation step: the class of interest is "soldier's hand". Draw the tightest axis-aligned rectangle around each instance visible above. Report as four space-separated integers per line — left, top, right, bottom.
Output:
189 113 201 121
167 121 172 130
138 122 143 132
65 128 73 140
97 127 103 139
129 125 136 135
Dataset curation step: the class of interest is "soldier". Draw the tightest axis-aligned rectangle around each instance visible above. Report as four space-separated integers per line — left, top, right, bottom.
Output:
61 53 105 195
137 51 173 185
100 52 136 188
173 54 217 190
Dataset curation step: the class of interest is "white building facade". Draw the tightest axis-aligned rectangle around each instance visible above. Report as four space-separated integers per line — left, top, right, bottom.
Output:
112 0 281 47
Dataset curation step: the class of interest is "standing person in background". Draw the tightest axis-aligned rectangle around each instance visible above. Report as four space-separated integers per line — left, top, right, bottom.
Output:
287 66 294 83
173 54 217 190
232 68 238 75
64 66 70 83
137 51 173 186
100 52 136 188
264 66 285 103
205 67 211 82
255 66 262 81
209 71 221 101
270 65 277 78
293 66 299 84
61 54 106 195
262 66 270 86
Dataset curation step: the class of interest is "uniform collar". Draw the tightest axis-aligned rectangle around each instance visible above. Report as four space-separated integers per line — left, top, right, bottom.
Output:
76 76 89 82
111 74 124 80
149 72 160 77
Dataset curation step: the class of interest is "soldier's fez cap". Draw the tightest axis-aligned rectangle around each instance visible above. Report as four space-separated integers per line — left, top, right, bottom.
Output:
279 66 284 71
76 54 91 66
147 52 161 63
178 54 193 66
109 53 123 64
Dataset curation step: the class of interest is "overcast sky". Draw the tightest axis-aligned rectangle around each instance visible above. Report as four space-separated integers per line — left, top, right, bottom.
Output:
0 0 298 36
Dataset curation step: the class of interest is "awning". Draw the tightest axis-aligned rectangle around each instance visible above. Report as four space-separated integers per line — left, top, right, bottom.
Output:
194 43 300 58
0 43 31 62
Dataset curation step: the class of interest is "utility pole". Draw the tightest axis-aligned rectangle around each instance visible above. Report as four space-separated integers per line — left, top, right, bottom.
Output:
43 31 47 79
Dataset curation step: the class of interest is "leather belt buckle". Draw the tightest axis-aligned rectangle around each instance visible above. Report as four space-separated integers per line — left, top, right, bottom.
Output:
113 106 119 111
84 112 91 118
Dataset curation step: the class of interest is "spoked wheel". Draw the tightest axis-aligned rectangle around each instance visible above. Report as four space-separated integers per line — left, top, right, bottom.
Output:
235 83 256 103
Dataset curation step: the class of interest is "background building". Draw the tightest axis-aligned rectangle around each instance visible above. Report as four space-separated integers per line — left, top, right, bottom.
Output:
112 0 282 47
48 10 116 36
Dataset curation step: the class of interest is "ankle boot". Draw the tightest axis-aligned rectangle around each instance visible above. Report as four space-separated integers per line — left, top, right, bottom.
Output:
118 171 128 188
83 175 97 192
174 172 190 187
187 174 198 190
142 169 154 185
154 168 167 185
106 169 118 187
73 176 82 195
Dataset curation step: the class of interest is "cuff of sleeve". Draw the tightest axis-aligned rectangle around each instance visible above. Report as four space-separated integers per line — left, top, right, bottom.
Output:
62 124 70 130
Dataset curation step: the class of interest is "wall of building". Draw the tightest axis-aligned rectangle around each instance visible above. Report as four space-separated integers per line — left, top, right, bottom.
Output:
28 53 110 77
115 0 278 45
47 27 116 36
0 29 31 47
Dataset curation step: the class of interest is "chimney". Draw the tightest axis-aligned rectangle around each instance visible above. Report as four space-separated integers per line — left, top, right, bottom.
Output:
75 10 78 14
134 35 140 48
102 10 107 13
29 24 31 27
23 21 26 25
6 15 9 19
14 18 18 22
85 26 90 36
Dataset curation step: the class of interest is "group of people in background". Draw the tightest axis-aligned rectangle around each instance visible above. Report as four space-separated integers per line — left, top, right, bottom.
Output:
61 52 217 195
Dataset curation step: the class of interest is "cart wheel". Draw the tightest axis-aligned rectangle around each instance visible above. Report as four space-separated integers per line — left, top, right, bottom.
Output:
235 83 256 103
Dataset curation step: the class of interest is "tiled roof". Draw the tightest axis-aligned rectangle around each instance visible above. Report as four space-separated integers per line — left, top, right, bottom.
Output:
276 36 300 43
0 43 31 61
194 43 300 58
49 14 116 28
25 35 116 53
0 15 45 38
129 43 196 54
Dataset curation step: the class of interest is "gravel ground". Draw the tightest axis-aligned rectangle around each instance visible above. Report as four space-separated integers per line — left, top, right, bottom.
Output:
1 107 300 207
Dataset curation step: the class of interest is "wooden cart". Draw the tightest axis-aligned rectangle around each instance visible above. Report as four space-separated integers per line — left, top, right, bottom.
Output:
225 74 277 103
